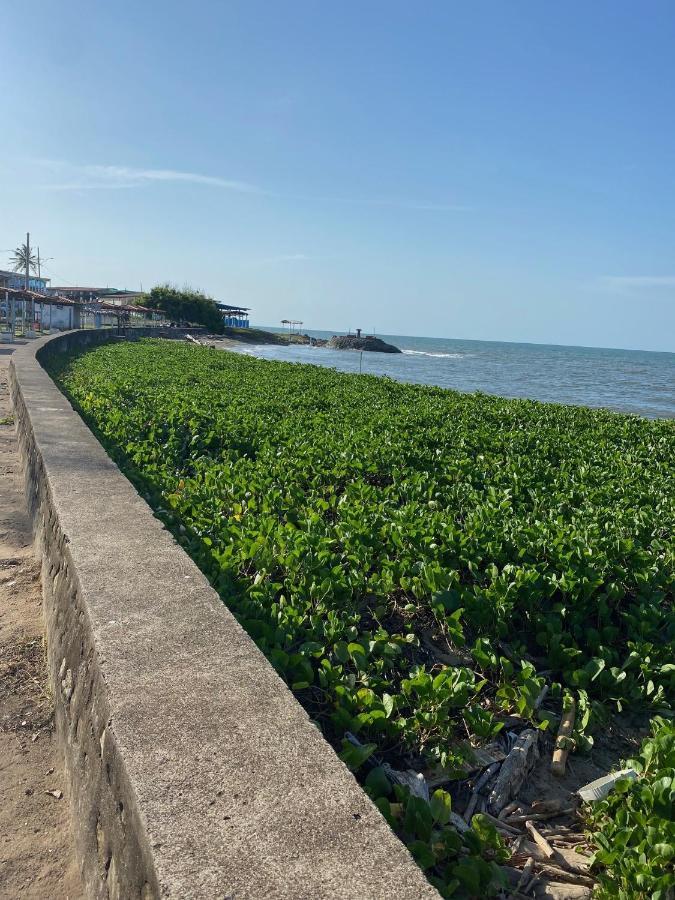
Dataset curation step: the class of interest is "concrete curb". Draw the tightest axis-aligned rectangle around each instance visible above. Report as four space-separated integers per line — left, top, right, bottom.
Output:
9 329 438 899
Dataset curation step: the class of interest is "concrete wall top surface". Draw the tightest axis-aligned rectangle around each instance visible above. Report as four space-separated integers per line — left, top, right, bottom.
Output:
10 329 438 899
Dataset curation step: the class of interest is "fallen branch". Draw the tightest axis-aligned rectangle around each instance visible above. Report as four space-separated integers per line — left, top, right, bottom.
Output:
531 798 568 814
449 811 471 834
506 807 575 825
505 857 536 900
551 695 576 777
516 857 535 892
479 811 521 836
464 760 502 822
536 864 595 888
463 792 479 823
474 760 502 793
498 800 520 820
533 683 549 711
488 729 539 814
525 820 555 859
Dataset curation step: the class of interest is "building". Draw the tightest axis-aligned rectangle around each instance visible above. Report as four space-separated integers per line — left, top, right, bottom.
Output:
0 269 50 293
48 286 145 305
36 295 80 330
1 286 81 333
217 302 250 328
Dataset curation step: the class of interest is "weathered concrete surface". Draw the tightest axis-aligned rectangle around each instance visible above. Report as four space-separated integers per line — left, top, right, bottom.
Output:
9 330 438 899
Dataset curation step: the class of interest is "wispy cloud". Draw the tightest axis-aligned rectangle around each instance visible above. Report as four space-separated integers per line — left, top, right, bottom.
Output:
29 158 470 212
33 159 261 193
594 275 675 293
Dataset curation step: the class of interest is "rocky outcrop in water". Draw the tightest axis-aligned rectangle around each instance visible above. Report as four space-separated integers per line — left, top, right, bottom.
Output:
327 335 401 353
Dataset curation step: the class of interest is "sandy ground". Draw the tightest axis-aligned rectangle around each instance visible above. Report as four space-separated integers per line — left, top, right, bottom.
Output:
0 346 82 900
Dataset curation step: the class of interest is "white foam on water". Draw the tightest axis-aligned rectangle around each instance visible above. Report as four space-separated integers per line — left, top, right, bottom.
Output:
401 349 463 359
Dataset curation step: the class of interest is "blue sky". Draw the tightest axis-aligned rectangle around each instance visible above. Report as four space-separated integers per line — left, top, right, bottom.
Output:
2 1 675 351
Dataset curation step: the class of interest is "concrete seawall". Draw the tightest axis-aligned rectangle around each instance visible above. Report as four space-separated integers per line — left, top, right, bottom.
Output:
9 329 438 899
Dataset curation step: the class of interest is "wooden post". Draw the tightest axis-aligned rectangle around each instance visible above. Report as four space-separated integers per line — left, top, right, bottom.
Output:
551 695 576 777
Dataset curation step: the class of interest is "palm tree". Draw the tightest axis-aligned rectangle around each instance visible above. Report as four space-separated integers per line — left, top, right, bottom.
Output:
9 242 39 331
11 243 37 275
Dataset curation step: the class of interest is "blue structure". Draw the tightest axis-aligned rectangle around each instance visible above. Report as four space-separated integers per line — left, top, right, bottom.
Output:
0 269 50 293
217 302 250 328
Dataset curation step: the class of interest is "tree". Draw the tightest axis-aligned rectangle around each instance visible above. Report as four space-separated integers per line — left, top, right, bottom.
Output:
145 284 225 334
11 243 37 275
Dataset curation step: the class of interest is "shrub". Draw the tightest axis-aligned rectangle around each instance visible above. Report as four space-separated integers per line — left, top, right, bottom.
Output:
586 717 675 899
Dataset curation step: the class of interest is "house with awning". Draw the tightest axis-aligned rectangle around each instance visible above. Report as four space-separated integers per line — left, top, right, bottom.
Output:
216 302 250 327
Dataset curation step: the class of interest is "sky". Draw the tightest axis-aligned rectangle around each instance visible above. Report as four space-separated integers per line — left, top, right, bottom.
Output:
2 1 675 352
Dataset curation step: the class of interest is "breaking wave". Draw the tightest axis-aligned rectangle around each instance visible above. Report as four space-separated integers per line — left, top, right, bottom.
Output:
401 349 463 359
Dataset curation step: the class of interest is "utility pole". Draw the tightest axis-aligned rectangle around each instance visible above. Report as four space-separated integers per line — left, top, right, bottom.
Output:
37 247 41 280
25 232 33 333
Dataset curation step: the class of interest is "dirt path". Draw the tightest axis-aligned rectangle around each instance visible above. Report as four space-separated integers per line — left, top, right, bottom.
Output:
0 346 82 900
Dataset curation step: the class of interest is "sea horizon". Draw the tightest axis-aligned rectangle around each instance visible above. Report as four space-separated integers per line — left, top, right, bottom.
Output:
262 325 675 357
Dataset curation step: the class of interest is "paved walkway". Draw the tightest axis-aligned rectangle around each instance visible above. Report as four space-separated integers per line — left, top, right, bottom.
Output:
0 345 82 899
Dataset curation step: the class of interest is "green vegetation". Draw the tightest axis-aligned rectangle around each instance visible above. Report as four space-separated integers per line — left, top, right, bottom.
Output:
586 717 675 898
47 339 675 896
222 326 290 344
221 327 313 345
142 283 224 332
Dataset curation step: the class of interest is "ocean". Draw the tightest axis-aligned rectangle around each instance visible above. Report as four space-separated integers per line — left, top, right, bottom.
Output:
232 330 675 419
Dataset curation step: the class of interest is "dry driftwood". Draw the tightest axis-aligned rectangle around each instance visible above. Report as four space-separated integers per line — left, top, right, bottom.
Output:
551 696 576 777
382 765 429 801
474 760 502 792
516 857 535 891
420 627 473 667
488 728 539 814
526 821 555 859
463 792 479 823
533 683 550 710
552 837 590 849
463 760 502 822
514 840 547 863
499 800 520 820
480 811 521 836
531 798 568 814
536 864 595 888
449 811 471 834
506 807 575 825
524 874 540 895
552 847 592 874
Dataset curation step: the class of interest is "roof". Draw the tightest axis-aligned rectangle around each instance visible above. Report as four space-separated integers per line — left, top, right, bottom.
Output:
1 286 78 306
49 286 141 294
216 302 251 312
0 269 49 282
92 302 149 313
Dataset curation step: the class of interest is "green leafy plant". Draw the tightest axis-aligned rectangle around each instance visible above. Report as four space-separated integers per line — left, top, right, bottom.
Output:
46 339 675 897
586 716 675 899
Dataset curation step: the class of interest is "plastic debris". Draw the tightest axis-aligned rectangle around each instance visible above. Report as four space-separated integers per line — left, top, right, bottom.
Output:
576 768 638 803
